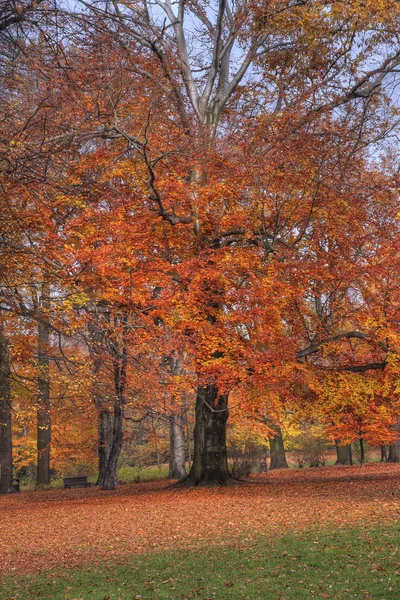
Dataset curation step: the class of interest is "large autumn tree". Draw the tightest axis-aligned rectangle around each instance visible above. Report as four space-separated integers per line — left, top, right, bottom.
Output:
2 0 400 490
52 0 400 485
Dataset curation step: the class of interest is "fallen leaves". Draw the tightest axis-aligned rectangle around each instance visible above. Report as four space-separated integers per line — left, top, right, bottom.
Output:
1 463 399 576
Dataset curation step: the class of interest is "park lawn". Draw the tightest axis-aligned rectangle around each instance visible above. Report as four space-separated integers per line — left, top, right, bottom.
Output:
2 522 399 600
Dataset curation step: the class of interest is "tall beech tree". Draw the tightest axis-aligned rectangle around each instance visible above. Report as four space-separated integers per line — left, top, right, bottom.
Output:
56 0 399 485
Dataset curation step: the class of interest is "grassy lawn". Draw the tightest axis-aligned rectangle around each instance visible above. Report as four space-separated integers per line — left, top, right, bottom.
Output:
2 522 399 600
19 465 171 492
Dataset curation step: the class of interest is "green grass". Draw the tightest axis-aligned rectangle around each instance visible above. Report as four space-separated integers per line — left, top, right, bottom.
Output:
117 464 170 484
19 465 171 491
2 522 399 599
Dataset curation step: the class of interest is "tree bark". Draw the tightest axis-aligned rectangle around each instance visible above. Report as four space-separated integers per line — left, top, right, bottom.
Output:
101 401 123 490
269 425 289 470
387 439 400 462
335 441 351 465
96 409 113 486
36 285 51 486
359 437 365 465
101 313 128 491
0 322 14 494
186 410 192 467
168 414 186 479
386 422 400 463
380 445 387 462
179 385 234 486
87 311 113 486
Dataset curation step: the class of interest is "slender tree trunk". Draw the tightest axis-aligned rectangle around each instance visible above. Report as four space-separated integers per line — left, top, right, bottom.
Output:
137 418 145 445
101 313 128 491
269 425 289 470
186 411 192 467
179 385 233 486
380 445 388 462
96 409 113 486
0 322 14 494
151 417 162 472
87 314 114 486
36 285 51 486
335 441 351 465
168 414 186 479
359 437 365 466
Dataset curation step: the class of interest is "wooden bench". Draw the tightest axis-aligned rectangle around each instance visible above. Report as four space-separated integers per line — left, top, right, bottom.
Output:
63 476 91 489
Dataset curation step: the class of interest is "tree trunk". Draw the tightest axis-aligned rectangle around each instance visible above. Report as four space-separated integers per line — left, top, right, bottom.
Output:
388 443 399 463
179 385 234 486
388 439 400 463
101 313 128 491
101 401 123 490
359 437 365 466
335 441 351 465
168 414 186 479
186 411 192 467
269 425 289 470
0 322 14 494
96 409 113 487
380 445 387 462
87 313 114 486
387 422 400 463
36 285 51 486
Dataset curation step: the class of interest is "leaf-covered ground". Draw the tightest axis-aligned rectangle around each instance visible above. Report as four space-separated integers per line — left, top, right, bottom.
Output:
1 464 399 577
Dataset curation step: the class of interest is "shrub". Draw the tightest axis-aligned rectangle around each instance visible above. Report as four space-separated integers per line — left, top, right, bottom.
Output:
227 427 267 479
117 466 143 484
292 432 327 468
117 464 170 484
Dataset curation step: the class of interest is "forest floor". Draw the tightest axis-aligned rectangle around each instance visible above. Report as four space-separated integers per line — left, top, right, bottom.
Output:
1 463 400 578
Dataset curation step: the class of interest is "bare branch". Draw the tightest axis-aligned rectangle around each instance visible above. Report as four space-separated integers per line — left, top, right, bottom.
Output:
297 331 388 359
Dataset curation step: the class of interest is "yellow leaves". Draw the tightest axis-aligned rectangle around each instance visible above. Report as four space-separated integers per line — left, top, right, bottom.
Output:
61 292 91 311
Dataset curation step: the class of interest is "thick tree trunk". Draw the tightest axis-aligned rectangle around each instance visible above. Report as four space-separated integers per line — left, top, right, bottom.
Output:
387 439 400 463
335 441 351 465
168 414 186 479
96 409 113 487
0 322 14 494
269 425 289 470
36 286 51 486
179 385 234 486
380 445 388 462
101 402 123 490
387 422 400 463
